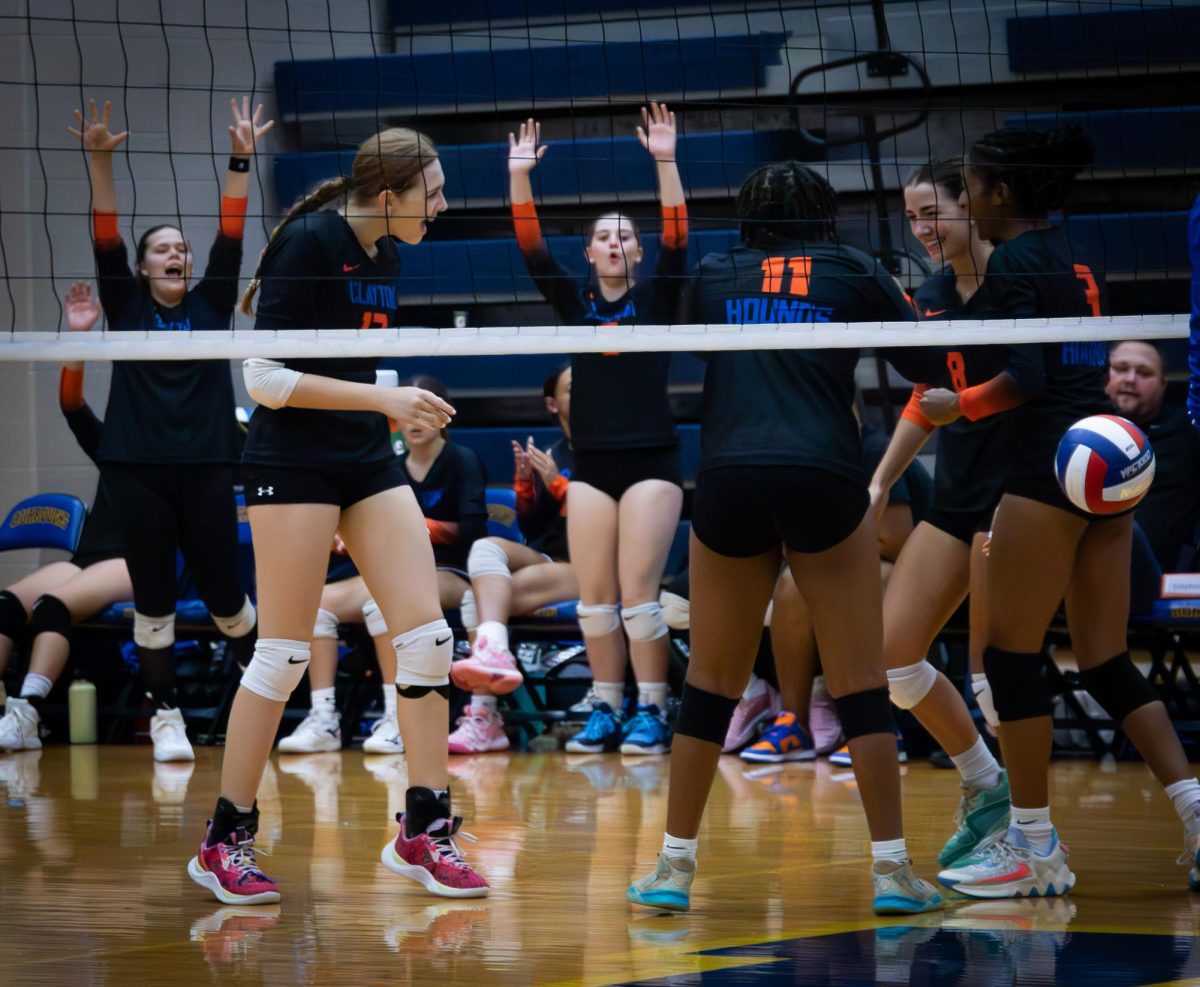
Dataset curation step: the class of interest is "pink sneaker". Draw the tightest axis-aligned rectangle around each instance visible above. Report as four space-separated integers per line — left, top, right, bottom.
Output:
380 813 490 898
809 675 844 755
722 680 781 753
188 824 280 905
448 704 510 754
450 635 523 696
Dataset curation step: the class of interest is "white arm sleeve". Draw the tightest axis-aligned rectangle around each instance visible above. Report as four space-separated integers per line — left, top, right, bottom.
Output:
243 358 303 410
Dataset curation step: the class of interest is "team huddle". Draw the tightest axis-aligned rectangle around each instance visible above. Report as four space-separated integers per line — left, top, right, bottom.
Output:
1 93 1198 917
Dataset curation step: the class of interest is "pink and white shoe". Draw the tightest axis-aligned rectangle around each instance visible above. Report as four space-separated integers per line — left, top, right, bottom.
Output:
188 823 280 905
722 680 781 753
448 704 510 754
450 636 523 696
380 813 490 898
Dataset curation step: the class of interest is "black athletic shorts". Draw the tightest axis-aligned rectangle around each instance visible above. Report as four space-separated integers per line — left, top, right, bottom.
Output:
1003 457 1136 522
692 465 868 557
242 458 407 509
571 445 682 501
924 507 996 546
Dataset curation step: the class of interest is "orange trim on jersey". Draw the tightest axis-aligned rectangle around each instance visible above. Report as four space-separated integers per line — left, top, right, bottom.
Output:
426 518 456 545
661 204 688 249
515 475 537 509
546 474 569 503
901 385 935 432
59 365 85 412
92 209 120 248
511 200 544 255
219 195 248 240
957 373 1029 421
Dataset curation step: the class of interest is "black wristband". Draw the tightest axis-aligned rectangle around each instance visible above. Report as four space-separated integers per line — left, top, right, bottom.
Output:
228 156 251 173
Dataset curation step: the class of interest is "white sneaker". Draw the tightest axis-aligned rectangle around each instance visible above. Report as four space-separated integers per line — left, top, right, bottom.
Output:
363 714 405 754
277 708 341 754
150 707 195 762
0 697 43 751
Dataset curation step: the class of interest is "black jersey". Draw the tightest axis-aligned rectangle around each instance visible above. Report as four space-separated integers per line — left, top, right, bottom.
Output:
521 243 683 451
94 235 243 465
1133 403 1200 570
517 436 573 561
963 225 1110 475
688 240 913 478
62 402 125 563
400 440 489 571
243 211 402 467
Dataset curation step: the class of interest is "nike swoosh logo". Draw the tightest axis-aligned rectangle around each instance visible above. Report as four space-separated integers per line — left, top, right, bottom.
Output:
923 308 947 317
287 657 309 664
343 263 361 272
435 635 452 646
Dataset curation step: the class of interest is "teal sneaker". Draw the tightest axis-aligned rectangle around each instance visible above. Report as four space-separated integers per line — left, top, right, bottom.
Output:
628 853 695 912
620 705 672 755
938 770 1011 868
565 703 624 754
872 859 944 916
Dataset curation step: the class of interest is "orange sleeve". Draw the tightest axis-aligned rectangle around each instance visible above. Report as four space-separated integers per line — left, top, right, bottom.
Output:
511 200 544 255
59 365 84 412
92 209 120 249
957 374 1030 422
515 475 537 510
546 475 569 503
900 385 935 432
219 195 248 240
426 518 457 545
661 203 688 249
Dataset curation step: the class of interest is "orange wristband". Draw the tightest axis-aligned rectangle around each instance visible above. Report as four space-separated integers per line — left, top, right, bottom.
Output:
59 365 85 412
92 209 120 248
661 204 688 249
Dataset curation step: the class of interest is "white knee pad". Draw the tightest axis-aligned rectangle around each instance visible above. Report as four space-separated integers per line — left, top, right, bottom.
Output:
621 601 668 642
212 596 256 638
393 618 453 691
458 589 478 631
467 539 512 580
886 660 939 710
134 611 175 649
361 599 388 638
313 607 339 640
577 602 620 638
240 639 311 702
659 590 690 631
972 673 1001 728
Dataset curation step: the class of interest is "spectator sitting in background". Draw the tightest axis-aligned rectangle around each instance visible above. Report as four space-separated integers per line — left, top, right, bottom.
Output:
1106 340 1200 613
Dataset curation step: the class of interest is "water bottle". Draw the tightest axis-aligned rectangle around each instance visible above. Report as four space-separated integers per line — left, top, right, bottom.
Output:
68 678 97 744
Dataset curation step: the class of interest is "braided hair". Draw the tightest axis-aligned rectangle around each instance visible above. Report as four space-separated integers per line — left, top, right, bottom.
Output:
736 162 838 247
240 127 439 314
966 125 1094 217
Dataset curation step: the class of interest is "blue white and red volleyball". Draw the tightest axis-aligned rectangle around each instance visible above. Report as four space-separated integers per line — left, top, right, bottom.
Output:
1055 414 1155 515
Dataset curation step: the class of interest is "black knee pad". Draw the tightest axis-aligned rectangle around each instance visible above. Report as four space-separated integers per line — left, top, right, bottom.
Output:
983 647 1054 722
1079 651 1160 724
30 594 72 643
834 687 894 741
397 683 451 701
0 590 27 639
674 682 741 746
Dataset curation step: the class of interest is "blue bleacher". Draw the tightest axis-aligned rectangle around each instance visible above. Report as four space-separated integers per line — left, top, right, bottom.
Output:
274 33 787 118
273 130 798 210
1003 108 1200 173
1007 5 1200 74
389 0 728 27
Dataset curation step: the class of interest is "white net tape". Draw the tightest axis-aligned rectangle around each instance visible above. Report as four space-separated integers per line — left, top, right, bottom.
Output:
0 314 1187 362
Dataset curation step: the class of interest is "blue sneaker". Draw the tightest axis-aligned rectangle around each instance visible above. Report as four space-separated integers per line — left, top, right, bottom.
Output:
872 859 944 915
628 853 694 912
829 731 907 767
620 705 672 755
937 827 1076 899
740 711 815 763
565 703 624 754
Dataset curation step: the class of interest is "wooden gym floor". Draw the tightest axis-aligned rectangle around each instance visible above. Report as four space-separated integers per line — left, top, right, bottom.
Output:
2 745 1199 986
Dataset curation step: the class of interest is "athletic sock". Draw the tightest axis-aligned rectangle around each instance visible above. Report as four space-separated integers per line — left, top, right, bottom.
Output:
1165 778 1200 823
474 694 499 712
741 671 764 701
311 686 337 717
1009 805 1054 854
593 681 624 712
871 838 909 864
19 673 53 701
638 682 669 712
662 832 698 862
476 620 509 652
382 684 397 720
949 735 1002 792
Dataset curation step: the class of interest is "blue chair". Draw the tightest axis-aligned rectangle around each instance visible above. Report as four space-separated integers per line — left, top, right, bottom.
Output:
0 493 88 555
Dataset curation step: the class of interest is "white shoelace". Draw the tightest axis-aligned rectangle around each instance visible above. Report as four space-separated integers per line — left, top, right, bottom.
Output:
226 838 269 879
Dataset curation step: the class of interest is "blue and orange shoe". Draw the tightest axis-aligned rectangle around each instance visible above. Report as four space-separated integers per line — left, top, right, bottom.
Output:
829 731 908 767
937 827 1075 899
740 711 815 763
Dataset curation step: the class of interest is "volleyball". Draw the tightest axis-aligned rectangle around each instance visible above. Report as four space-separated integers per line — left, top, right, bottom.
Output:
1054 414 1155 515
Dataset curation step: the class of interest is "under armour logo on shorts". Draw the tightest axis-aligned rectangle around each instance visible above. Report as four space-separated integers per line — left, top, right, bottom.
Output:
257 486 274 497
